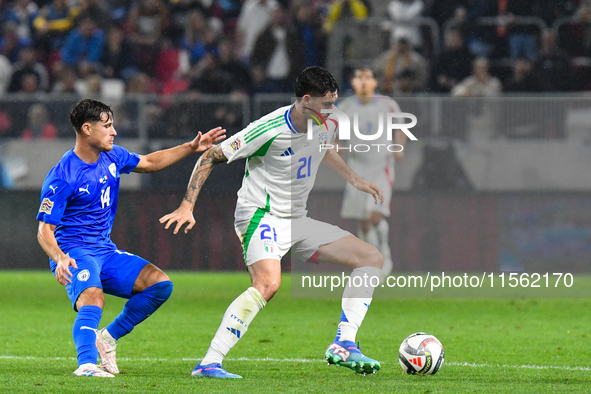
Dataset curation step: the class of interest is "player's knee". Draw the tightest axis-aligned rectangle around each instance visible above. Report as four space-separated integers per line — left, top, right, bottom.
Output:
364 245 384 269
76 287 105 310
152 280 173 303
257 278 281 302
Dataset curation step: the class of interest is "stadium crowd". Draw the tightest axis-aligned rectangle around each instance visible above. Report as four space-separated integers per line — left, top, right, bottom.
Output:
0 0 590 142
1 0 590 98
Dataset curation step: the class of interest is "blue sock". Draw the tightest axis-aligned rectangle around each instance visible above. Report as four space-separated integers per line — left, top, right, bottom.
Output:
73 305 102 367
106 281 173 340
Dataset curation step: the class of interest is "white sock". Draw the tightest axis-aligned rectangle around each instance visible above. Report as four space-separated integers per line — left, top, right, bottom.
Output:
201 287 266 365
336 266 381 343
365 226 379 250
375 218 391 261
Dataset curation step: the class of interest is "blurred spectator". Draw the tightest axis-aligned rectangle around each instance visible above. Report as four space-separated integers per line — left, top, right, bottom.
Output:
387 0 425 49
323 0 370 33
217 37 251 94
19 73 41 94
374 36 429 94
292 0 326 67
60 15 105 76
0 54 12 94
181 10 218 65
506 0 539 61
452 57 501 96
209 0 241 37
84 73 103 97
535 31 573 92
236 0 279 62
52 66 84 95
0 22 33 63
169 0 209 42
431 27 473 93
189 53 233 94
100 26 138 81
573 1 591 56
127 0 171 76
7 47 49 93
464 0 498 58
127 72 152 94
21 103 57 140
393 68 419 95
427 0 467 29
250 8 305 92
76 0 113 30
33 0 79 55
504 57 545 92
3 0 39 40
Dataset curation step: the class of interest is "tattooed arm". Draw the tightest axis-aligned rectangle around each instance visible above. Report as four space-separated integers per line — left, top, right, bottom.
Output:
159 145 228 234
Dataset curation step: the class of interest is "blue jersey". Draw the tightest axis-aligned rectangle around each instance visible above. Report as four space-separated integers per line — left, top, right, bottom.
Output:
37 145 140 253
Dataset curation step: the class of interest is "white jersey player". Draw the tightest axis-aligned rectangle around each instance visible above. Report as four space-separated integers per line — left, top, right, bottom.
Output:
338 67 406 280
161 67 385 379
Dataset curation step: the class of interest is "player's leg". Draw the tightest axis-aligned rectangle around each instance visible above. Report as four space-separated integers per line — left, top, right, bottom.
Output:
97 252 173 373
365 211 393 279
56 248 113 377
318 235 383 374
195 258 277 379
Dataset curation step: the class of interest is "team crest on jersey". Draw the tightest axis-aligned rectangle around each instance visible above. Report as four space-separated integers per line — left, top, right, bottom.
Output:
109 163 116 177
39 198 54 214
99 175 108 184
77 269 90 282
230 138 241 153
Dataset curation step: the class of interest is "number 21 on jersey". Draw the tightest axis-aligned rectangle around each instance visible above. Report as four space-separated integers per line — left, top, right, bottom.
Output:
297 156 312 179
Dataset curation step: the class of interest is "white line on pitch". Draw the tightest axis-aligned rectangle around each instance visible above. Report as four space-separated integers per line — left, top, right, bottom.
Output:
1 356 589 371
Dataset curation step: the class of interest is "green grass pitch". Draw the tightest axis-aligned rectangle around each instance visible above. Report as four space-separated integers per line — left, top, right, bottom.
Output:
0 271 589 393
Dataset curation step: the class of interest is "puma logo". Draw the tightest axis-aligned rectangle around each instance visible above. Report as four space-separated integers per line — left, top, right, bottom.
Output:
79 184 90 194
49 185 58 193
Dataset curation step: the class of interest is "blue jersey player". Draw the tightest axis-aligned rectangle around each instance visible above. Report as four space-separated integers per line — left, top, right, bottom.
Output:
36 99 225 377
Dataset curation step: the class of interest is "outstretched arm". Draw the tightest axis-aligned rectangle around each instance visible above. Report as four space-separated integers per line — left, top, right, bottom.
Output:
134 127 226 173
159 144 228 234
38 221 78 286
322 149 384 204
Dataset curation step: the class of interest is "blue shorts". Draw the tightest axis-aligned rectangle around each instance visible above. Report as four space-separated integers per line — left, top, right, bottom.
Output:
50 246 149 310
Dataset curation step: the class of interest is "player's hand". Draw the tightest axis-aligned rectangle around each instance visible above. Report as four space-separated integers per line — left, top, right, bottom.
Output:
354 179 384 205
159 202 196 234
394 150 404 162
190 127 227 153
55 254 78 286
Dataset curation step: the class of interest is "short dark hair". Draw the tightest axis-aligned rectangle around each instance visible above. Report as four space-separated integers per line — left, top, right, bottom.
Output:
70 99 113 134
295 66 339 99
353 66 375 78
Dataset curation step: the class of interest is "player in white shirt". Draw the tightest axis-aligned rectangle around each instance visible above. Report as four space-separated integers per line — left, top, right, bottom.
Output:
161 67 385 378
338 67 406 280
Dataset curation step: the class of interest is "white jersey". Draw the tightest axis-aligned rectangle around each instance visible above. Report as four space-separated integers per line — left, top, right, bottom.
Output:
337 95 401 174
221 105 338 219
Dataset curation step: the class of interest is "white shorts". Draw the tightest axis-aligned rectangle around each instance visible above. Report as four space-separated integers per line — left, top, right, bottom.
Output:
235 210 351 266
340 165 394 220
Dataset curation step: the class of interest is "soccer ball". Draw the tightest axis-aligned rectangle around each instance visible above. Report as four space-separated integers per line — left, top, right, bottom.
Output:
399 332 444 375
